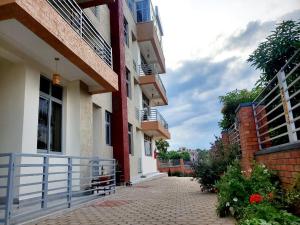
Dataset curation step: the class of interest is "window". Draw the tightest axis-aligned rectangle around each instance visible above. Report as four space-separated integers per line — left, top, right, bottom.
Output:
136 0 150 22
126 68 132 99
128 123 133 155
105 111 112 146
144 134 152 156
124 17 129 47
37 76 63 153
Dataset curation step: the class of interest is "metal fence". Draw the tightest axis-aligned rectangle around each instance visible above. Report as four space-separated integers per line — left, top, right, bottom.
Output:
252 49 300 150
0 153 115 225
228 123 240 146
158 159 181 168
47 0 112 67
140 107 169 130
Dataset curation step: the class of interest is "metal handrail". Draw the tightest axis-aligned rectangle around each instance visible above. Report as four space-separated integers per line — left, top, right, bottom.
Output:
251 49 300 150
47 0 112 67
140 107 168 130
0 153 116 225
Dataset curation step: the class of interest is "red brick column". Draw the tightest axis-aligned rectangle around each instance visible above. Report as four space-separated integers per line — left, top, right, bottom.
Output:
221 131 230 148
109 0 130 182
237 104 260 172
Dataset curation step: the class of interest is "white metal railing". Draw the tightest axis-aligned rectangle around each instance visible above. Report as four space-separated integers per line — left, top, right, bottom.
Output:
140 107 168 130
252 49 300 150
228 123 240 147
139 64 167 95
47 0 112 67
0 153 115 225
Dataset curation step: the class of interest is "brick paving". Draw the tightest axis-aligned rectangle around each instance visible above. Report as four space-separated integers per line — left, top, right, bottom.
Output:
27 177 235 225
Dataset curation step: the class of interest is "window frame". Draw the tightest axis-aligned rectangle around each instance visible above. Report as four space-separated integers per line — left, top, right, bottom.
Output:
144 134 152 156
124 17 129 47
128 123 133 155
37 76 63 154
126 68 132 99
105 111 112 146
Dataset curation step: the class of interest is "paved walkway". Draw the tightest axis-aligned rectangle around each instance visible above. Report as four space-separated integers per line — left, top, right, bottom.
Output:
27 177 235 225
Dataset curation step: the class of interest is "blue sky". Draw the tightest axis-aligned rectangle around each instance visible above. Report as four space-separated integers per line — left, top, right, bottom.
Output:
151 0 300 150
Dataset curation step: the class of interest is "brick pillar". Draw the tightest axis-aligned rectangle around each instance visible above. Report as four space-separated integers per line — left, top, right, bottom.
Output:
179 159 185 174
109 0 130 182
237 103 260 172
221 131 230 148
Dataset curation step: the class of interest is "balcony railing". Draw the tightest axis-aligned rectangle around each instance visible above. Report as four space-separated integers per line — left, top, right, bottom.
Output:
0 153 115 225
140 108 168 130
139 64 167 95
47 0 112 67
252 49 300 150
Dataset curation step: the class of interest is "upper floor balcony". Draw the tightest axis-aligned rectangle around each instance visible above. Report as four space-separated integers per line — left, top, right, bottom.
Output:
0 0 118 93
131 0 165 74
139 64 168 106
140 107 170 139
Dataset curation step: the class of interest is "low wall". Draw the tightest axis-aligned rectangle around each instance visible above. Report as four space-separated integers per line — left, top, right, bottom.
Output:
255 145 300 188
157 159 194 175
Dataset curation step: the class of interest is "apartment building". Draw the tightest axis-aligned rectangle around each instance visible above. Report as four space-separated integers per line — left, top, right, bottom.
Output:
0 0 169 223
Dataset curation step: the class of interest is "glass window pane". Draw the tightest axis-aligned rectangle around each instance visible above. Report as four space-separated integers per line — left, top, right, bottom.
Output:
37 97 49 150
52 84 63 100
40 77 50 94
51 102 62 152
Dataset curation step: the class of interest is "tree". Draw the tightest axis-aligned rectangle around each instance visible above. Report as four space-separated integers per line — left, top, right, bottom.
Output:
180 151 190 161
219 88 261 130
155 139 169 154
248 20 300 85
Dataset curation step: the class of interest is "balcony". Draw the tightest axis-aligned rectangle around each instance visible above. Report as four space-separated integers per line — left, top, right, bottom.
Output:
0 0 118 93
139 64 168 106
140 108 171 139
136 1 165 74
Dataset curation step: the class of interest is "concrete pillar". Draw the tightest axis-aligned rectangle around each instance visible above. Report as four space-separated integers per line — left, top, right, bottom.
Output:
236 103 260 172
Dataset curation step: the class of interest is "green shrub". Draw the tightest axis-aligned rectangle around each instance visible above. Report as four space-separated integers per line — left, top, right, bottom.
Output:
169 171 183 177
216 161 248 218
216 162 300 224
193 142 240 192
284 174 300 216
240 202 300 225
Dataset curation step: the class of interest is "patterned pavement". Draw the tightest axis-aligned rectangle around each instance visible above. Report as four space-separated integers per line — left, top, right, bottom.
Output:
26 177 235 225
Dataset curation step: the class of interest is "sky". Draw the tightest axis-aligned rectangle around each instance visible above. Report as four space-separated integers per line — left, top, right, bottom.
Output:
151 0 300 150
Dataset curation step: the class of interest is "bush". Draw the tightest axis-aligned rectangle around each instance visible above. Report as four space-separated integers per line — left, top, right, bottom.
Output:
240 202 300 225
216 162 300 224
284 174 300 216
193 141 240 192
216 161 248 218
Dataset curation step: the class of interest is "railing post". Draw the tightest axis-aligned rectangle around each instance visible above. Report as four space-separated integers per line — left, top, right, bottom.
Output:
113 159 116 193
67 157 72 208
277 71 298 143
80 11 83 38
41 156 49 209
252 103 262 150
5 154 15 225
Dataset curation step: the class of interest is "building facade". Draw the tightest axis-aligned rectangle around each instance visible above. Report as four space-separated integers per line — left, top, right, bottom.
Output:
0 0 169 187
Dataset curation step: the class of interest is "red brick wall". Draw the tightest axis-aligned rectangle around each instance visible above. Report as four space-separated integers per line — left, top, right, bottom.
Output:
157 159 194 175
256 149 300 188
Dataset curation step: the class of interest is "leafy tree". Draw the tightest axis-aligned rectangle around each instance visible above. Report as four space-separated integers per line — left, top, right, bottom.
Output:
219 88 261 130
155 139 169 154
248 20 300 85
180 151 191 161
